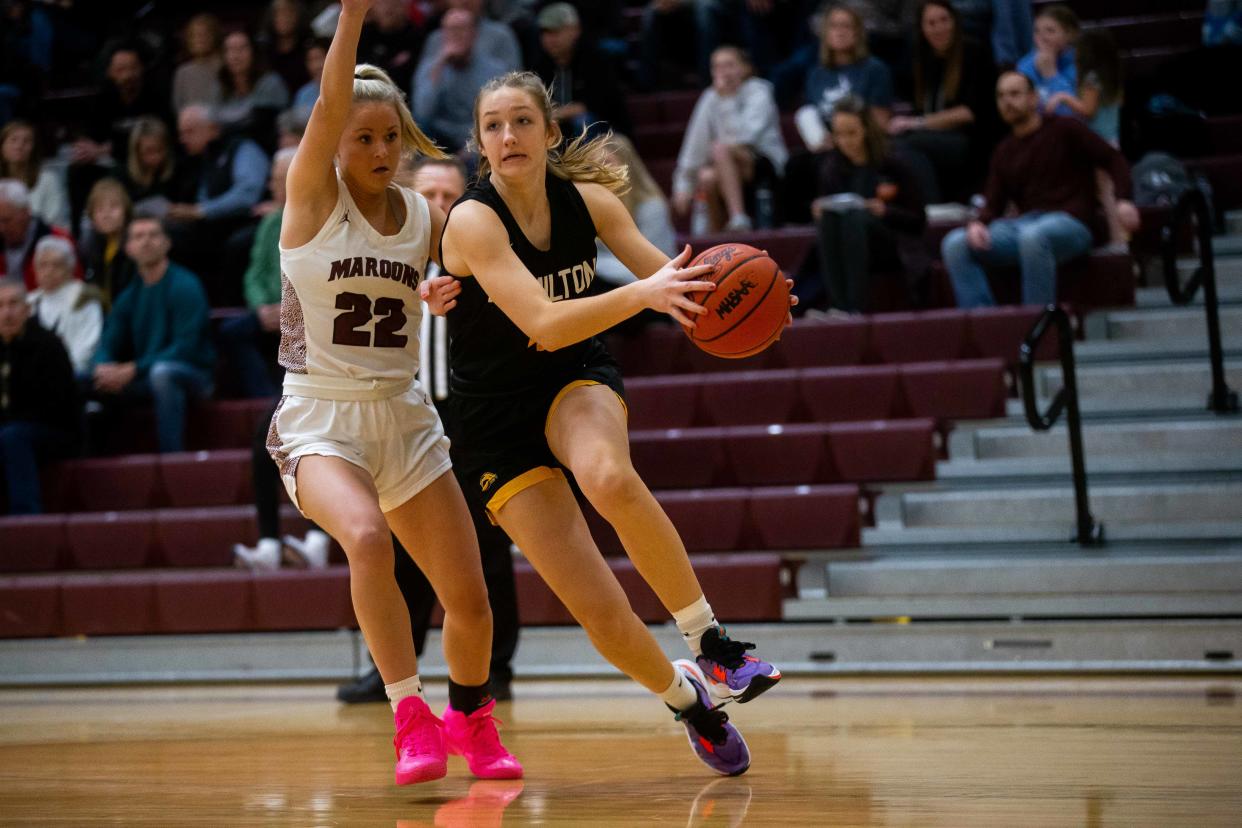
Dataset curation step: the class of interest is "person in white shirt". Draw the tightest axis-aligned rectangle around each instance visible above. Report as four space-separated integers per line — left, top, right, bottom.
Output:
26 236 103 378
671 46 788 233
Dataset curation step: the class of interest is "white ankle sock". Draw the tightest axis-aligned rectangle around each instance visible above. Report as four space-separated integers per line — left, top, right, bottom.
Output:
384 674 424 713
673 596 717 656
659 663 699 712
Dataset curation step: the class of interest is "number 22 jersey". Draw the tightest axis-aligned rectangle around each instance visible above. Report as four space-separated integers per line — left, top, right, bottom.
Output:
278 174 430 400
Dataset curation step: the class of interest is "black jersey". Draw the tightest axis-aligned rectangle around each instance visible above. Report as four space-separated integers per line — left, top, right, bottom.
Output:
442 172 608 396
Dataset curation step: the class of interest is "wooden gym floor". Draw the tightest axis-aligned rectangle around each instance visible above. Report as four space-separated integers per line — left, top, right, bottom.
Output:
1 677 1239 826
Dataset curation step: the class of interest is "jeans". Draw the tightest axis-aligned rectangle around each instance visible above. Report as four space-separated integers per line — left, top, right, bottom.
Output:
942 212 1094 308
218 313 280 398
122 360 214 453
0 421 65 515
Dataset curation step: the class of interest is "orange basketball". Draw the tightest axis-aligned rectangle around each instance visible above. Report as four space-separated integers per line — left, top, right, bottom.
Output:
683 243 789 359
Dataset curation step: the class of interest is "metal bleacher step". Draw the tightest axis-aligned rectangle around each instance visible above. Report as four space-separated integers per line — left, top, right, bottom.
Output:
1134 255 1242 307
1095 306 1242 342
1034 360 1242 413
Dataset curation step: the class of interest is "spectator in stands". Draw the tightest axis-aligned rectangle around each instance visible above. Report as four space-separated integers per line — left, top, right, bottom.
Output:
0 179 78 290
940 71 1139 308
424 0 522 73
217 29 290 145
672 45 787 233
597 135 676 287
0 0 52 124
79 178 136 308
637 0 718 92
796 3 894 154
358 0 427 80
0 120 69 229
851 0 917 72
412 8 511 153
217 147 295 399
1204 0 1242 46
171 13 224 114
27 236 103 377
533 3 632 138
292 38 329 112
809 95 927 313
1017 4 1079 117
119 117 186 215
260 0 312 96
0 278 77 515
888 0 997 203
167 104 270 303
69 41 170 227
90 215 214 454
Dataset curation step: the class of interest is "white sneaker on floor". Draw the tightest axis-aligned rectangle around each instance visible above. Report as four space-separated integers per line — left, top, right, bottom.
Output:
283 530 330 569
234 538 281 571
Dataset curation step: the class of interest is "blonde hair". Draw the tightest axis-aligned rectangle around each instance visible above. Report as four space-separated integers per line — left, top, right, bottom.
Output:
127 118 174 188
85 177 133 229
470 71 628 194
352 63 447 161
606 134 666 216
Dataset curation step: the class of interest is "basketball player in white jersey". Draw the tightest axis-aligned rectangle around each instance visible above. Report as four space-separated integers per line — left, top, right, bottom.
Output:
268 0 520 785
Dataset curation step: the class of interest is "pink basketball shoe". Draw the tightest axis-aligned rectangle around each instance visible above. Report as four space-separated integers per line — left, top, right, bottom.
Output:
443 699 524 779
393 695 448 785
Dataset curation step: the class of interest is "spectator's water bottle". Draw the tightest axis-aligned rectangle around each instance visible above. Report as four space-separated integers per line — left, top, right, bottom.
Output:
755 185 775 229
690 193 710 237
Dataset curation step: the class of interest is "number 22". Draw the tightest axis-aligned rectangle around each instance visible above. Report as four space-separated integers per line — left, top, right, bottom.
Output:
332 292 408 347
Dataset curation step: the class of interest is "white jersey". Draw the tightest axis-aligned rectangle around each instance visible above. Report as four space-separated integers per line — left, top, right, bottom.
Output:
278 175 430 400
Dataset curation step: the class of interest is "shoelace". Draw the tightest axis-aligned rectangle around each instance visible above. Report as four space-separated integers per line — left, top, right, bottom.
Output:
676 702 732 747
461 711 509 761
395 705 443 755
703 627 757 670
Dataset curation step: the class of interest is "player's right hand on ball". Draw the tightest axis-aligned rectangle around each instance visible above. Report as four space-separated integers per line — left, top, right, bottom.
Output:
643 244 716 329
420 274 461 315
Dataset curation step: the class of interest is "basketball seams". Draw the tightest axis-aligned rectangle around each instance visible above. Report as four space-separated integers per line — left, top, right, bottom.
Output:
693 258 783 347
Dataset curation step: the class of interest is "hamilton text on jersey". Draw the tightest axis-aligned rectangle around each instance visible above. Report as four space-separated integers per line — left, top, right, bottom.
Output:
327 256 422 290
539 258 596 301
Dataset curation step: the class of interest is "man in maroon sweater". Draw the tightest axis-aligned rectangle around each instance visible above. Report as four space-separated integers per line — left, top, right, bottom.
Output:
941 71 1139 307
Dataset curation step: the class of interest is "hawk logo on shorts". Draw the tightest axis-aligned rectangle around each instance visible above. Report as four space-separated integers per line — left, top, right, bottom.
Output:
479 472 498 492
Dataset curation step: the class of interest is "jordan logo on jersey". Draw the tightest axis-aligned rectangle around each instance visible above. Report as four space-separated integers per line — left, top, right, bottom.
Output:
328 256 421 291
479 472 498 492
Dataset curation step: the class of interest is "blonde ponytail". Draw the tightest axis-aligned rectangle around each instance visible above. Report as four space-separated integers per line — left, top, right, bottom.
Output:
470 71 628 194
352 63 448 161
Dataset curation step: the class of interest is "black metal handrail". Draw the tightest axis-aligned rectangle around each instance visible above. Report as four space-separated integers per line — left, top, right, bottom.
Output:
1161 187 1239 414
1018 305 1104 546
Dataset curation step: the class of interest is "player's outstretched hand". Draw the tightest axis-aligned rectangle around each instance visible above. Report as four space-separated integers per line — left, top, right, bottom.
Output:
642 244 716 329
420 274 462 316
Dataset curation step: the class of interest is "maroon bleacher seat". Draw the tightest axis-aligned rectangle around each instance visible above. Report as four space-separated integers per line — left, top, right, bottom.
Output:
0 575 61 637
189 398 275 451
71 455 161 511
748 484 860 549
0 515 66 572
38 464 73 512
607 324 689 376
153 570 251 633
61 572 156 635
868 309 969 364
699 369 799 426
772 317 869 368
156 506 255 568
677 227 817 278
251 567 353 631
1086 12 1203 50
825 419 936 482
722 424 828 486
1188 155 1242 212
513 562 577 625
160 450 251 508
65 510 157 570
632 123 684 159
799 365 900 422
692 553 788 621
630 427 726 489
626 375 700 430
967 306 1058 363
899 359 1007 421
680 340 778 374
655 488 749 552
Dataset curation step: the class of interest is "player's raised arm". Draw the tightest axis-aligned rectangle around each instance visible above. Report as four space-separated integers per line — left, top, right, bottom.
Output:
281 0 372 248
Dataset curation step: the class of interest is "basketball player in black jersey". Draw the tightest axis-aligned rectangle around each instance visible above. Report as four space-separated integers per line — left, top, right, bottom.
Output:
433 71 795 776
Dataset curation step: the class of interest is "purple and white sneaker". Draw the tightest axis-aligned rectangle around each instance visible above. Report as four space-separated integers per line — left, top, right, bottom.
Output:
669 659 750 777
697 627 782 705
